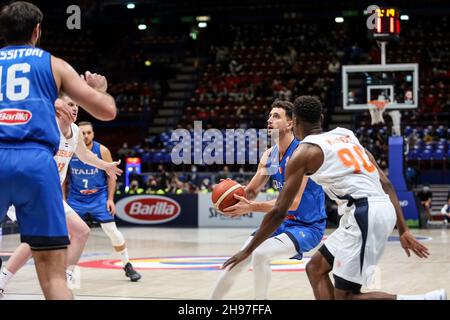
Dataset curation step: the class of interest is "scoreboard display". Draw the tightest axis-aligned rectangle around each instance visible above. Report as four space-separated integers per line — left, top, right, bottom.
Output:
369 7 401 41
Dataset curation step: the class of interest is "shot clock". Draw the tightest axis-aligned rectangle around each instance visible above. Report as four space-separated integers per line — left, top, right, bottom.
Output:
368 7 401 41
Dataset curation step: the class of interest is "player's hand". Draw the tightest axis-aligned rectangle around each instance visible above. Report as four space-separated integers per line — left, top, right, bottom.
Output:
82 71 108 92
223 194 253 217
107 200 117 216
400 230 430 258
222 249 251 271
55 98 75 125
103 160 123 180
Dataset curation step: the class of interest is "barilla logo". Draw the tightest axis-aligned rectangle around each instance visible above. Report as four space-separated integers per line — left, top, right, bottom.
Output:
0 109 32 125
116 196 181 224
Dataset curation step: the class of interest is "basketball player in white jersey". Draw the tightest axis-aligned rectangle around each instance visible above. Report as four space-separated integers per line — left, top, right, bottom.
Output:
0 94 122 294
224 96 446 300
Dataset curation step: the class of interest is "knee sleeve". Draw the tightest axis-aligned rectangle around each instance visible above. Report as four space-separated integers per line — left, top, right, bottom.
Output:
100 222 125 247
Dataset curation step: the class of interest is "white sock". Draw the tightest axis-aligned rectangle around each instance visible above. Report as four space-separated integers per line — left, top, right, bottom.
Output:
397 294 426 300
210 257 252 299
66 269 74 281
119 248 129 266
252 233 298 300
0 268 15 290
210 236 254 300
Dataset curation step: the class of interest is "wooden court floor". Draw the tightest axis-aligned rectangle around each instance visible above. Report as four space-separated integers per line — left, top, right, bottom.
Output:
1 227 449 300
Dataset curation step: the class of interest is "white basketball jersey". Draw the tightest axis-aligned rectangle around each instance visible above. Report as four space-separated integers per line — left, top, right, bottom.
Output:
54 123 79 183
301 127 386 210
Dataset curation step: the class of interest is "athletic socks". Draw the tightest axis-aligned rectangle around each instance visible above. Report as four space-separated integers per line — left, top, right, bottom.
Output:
0 268 14 291
119 248 130 266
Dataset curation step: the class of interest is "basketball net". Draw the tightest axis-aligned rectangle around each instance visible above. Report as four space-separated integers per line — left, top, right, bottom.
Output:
368 99 388 125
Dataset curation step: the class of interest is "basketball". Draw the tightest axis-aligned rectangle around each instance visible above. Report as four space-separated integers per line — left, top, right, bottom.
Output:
211 179 246 211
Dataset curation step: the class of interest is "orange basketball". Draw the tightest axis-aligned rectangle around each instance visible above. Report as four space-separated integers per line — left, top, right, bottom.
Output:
211 179 246 212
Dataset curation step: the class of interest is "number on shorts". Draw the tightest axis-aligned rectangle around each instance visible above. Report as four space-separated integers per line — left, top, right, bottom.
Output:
0 63 31 101
337 146 376 174
82 179 89 189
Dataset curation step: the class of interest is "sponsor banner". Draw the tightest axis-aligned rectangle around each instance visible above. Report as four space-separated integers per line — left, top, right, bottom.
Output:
198 192 276 227
115 194 198 227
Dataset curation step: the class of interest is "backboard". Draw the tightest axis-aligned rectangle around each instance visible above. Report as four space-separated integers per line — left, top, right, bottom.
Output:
342 63 419 110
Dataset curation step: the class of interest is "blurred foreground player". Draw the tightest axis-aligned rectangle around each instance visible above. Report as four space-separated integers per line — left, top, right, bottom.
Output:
65 122 141 281
211 100 326 299
0 2 116 299
224 96 446 300
0 94 122 294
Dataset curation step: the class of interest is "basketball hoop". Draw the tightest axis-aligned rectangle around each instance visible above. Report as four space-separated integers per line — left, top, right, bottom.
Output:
368 100 388 125
369 100 389 111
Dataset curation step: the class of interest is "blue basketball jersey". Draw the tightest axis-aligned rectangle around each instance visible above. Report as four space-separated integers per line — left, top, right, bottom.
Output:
68 141 108 199
267 138 326 224
0 45 59 153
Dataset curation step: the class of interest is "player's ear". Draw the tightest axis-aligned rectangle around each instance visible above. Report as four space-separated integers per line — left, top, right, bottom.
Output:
33 23 41 44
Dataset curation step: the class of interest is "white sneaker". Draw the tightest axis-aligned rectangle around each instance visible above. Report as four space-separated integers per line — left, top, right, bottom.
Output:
424 289 447 300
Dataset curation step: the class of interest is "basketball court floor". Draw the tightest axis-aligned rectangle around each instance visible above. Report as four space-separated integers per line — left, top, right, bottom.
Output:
1 227 449 300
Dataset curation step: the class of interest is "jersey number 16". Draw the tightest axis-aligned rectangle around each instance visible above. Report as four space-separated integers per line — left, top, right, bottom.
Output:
0 63 31 101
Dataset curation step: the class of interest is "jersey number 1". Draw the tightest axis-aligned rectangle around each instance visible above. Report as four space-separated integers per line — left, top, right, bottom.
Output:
337 146 376 173
0 63 31 101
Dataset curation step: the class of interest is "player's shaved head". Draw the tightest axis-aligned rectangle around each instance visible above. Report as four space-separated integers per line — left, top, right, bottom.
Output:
293 96 322 124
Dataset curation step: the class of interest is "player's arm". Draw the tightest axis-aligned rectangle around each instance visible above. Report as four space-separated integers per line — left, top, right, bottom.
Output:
51 56 116 121
365 149 429 258
243 148 272 200
100 145 117 215
223 144 322 270
75 130 122 179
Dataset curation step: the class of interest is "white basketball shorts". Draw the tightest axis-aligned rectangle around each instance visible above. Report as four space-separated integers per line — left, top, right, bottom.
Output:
322 196 396 290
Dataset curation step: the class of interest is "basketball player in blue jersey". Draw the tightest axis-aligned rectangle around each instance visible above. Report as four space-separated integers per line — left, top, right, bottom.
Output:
0 2 116 299
210 100 326 299
224 96 445 300
65 122 141 281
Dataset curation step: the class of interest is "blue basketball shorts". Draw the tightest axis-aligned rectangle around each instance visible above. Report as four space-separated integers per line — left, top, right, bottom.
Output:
0 147 70 250
67 191 115 223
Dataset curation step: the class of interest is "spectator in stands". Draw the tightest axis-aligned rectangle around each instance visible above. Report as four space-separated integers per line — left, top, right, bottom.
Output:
126 180 144 195
327 57 340 73
229 60 243 76
200 178 212 193
440 196 450 224
128 167 144 187
417 185 433 222
216 165 233 183
157 164 169 190
167 175 186 194
117 142 133 158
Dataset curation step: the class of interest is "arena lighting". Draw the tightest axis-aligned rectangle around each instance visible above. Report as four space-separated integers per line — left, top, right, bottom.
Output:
126 3 135 9
138 24 147 30
400 15 409 21
196 16 211 22
335 17 344 23
198 22 207 28
145 60 152 67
